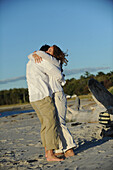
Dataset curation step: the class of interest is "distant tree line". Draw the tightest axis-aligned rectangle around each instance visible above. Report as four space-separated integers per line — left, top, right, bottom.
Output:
63 71 113 96
0 71 113 106
0 88 29 106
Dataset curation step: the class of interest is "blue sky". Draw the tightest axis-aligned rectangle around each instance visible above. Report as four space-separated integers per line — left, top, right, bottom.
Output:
0 0 113 90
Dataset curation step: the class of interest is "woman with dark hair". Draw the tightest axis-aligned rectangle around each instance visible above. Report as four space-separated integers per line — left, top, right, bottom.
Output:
31 44 76 158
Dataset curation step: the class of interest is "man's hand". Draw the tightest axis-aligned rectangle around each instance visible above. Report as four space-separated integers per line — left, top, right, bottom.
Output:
32 52 43 63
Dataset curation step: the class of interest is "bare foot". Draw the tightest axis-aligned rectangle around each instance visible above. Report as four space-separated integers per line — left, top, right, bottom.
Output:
46 155 64 161
54 152 64 157
64 149 75 158
46 150 64 161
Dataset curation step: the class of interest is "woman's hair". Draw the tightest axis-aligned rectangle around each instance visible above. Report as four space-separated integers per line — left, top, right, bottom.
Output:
52 45 68 73
52 45 68 66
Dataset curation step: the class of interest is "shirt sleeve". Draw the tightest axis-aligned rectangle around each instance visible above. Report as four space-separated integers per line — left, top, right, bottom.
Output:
38 60 63 80
28 51 60 67
27 52 63 81
37 51 60 67
27 53 34 60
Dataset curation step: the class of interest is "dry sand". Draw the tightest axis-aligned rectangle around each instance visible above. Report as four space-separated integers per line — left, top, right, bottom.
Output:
0 99 113 170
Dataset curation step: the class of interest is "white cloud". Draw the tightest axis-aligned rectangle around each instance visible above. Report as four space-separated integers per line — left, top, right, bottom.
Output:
0 76 26 84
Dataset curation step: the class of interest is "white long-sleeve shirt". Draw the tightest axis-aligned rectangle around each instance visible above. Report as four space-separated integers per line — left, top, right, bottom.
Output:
28 50 66 93
26 51 64 102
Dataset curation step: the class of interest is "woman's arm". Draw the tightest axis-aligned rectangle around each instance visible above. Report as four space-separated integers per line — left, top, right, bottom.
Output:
28 52 42 63
33 51 60 67
32 53 43 63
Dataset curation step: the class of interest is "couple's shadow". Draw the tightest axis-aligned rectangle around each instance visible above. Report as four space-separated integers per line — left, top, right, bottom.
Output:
74 136 113 155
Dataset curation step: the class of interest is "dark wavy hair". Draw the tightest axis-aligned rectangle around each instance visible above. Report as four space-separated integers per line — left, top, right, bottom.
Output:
52 45 68 73
52 45 68 66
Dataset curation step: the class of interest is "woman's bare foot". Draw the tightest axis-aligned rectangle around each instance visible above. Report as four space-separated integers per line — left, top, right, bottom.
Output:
46 150 64 161
64 149 75 158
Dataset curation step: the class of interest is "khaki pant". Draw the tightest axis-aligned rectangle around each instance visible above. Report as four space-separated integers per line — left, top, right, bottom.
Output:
31 96 59 151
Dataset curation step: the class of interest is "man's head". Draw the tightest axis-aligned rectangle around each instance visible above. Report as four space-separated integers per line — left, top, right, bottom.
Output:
40 44 50 52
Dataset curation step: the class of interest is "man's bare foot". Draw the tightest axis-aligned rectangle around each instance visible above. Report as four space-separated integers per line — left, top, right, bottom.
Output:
54 152 64 157
46 150 64 162
46 154 64 161
64 149 75 158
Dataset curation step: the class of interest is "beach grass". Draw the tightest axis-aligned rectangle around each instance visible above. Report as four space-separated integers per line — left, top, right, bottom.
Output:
108 86 113 95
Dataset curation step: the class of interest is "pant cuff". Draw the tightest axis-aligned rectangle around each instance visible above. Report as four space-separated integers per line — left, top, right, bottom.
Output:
63 144 77 153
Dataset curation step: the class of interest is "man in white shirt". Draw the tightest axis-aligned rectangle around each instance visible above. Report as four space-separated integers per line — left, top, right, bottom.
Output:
26 50 64 161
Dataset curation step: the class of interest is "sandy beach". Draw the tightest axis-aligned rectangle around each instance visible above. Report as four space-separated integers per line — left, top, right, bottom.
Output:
0 99 113 170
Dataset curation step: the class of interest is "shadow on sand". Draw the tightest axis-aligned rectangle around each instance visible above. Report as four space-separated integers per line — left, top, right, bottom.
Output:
74 137 113 155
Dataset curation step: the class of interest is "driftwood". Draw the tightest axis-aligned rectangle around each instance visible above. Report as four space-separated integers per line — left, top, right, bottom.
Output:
88 78 113 114
88 78 113 136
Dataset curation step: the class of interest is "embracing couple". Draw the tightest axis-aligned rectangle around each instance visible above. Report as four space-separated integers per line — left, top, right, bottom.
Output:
26 44 76 161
